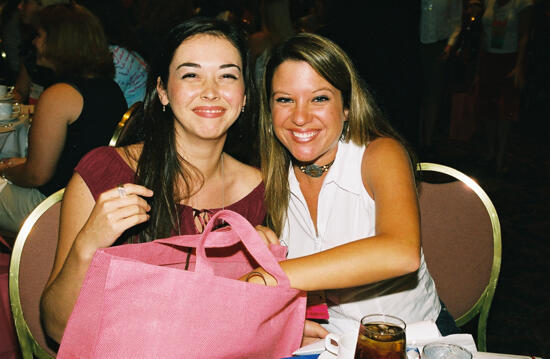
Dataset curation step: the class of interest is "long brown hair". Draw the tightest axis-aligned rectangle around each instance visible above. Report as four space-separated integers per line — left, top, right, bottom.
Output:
259 33 415 235
120 17 257 242
38 3 114 78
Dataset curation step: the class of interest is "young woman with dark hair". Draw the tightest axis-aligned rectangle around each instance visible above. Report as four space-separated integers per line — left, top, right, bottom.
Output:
40 16 264 343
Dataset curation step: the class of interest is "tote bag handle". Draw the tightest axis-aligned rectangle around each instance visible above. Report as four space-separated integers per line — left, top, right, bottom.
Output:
156 210 290 287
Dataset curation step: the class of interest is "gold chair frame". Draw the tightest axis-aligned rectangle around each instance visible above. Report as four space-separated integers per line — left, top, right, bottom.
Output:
109 101 142 147
9 189 64 359
417 162 502 351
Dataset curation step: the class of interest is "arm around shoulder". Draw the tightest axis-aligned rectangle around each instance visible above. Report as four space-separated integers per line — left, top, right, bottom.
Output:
275 138 420 291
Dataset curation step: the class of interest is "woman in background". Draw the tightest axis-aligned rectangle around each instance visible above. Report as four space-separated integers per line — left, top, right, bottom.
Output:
248 0 295 85
477 0 533 173
0 3 126 233
77 0 148 106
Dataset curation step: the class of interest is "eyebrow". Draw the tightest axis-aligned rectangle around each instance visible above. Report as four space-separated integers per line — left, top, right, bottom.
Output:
272 88 335 96
176 62 242 72
313 87 335 94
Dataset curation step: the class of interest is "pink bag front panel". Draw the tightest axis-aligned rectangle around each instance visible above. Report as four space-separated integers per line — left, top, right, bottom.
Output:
58 210 306 359
95 258 304 358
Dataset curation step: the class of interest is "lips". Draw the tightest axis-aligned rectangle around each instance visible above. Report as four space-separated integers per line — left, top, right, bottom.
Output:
291 130 319 142
193 106 226 118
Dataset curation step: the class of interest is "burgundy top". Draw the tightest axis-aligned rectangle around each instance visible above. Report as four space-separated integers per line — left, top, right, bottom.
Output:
75 146 266 235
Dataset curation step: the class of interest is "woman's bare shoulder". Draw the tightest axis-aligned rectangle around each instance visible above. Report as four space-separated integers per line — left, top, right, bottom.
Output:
364 137 407 158
361 137 413 196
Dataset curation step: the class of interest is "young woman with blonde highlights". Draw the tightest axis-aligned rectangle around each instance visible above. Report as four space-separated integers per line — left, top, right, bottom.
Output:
250 33 459 337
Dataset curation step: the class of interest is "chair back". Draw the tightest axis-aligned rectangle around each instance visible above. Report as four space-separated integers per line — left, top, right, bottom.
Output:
9 189 65 358
417 163 501 351
109 101 142 147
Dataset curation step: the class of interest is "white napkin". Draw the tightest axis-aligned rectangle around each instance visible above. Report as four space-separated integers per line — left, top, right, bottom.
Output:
293 339 326 355
406 320 442 345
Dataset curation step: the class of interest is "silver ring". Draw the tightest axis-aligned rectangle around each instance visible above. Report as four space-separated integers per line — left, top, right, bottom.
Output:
117 183 127 198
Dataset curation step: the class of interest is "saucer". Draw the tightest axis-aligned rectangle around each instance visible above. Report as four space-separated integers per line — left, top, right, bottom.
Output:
0 112 19 122
0 93 14 101
0 122 15 133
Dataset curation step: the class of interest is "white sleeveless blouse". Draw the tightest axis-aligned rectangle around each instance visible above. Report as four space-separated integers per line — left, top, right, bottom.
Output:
280 141 441 335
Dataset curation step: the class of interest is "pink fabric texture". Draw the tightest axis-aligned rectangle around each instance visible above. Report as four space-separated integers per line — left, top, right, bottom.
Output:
57 210 306 359
305 303 330 320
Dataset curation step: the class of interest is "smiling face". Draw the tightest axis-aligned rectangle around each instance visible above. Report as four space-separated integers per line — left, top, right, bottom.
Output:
270 60 348 165
157 34 246 146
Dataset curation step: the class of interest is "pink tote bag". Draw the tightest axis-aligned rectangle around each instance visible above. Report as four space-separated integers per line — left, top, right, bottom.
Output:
57 210 306 359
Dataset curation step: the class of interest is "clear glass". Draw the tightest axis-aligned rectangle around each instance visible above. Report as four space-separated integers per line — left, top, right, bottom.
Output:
423 343 473 359
355 314 406 359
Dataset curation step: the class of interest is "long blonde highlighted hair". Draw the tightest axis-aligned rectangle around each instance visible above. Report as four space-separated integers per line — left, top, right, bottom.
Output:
259 33 413 235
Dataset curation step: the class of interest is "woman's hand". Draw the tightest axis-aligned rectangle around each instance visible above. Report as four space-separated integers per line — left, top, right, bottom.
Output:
507 66 525 89
76 183 153 252
301 320 329 347
239 267 278 286
237 227 280 286
254 225 280 246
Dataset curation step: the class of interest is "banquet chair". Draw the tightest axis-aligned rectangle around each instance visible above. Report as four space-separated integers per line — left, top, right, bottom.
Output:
109 101 142 147
9 188 65 359
416 163 501 351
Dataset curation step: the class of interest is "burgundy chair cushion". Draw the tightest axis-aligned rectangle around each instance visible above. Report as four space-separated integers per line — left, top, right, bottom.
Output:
18 202 61 356
418 181 494 319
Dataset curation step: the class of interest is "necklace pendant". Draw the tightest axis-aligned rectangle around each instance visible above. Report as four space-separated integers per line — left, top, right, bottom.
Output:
299 160 335 178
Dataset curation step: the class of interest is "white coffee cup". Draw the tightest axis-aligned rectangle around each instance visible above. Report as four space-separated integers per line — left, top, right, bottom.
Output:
325 333 356 359
0 101 13 121
0 85 7 99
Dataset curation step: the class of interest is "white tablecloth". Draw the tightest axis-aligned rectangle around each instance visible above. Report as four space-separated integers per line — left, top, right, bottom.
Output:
0 117 30 159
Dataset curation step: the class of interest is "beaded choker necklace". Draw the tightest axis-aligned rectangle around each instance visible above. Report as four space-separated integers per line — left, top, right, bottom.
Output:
299 160 335 178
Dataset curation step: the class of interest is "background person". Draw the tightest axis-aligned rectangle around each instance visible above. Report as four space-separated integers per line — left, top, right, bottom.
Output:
418 0 462 157
76 0 148 106
248 0 296 86
0 3 127 233
477 0 533 173
12 0 70 104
